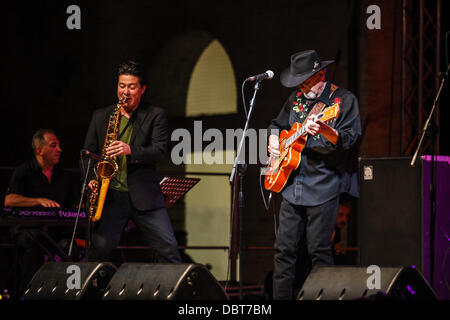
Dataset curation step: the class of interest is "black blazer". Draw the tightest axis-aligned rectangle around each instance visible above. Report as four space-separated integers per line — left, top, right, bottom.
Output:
83 102 168 211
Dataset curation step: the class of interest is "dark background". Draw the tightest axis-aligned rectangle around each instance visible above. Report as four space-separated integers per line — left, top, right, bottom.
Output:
0 0 448 287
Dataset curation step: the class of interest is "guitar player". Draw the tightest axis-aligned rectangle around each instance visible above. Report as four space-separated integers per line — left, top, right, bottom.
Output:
267 50 361 300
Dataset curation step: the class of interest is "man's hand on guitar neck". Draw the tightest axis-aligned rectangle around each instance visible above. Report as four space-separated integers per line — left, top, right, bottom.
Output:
305 116 339 145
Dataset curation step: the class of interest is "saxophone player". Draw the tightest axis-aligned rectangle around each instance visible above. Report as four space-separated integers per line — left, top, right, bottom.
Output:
83 60 181 263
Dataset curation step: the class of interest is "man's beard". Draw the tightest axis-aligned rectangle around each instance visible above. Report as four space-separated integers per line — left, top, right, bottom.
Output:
304 91 317 99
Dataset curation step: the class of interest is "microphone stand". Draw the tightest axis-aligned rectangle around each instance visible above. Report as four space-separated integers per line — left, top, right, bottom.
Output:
410 62 449 287
229 80 261 300
68 155 92 260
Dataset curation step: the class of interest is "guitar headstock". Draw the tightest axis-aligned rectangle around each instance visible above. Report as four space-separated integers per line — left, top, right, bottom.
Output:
317 103 340 123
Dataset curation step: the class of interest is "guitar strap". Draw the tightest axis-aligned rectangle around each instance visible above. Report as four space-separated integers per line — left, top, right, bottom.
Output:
307 83 339 119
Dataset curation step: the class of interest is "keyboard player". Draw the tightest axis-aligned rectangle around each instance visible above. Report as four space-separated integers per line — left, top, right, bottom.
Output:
4 129 78 208
2 129 80 298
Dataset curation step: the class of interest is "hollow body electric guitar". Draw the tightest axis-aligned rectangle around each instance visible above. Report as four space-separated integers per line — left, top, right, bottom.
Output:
264 102 340 193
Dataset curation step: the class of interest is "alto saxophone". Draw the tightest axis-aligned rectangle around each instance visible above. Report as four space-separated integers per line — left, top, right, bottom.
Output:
89 96 127 222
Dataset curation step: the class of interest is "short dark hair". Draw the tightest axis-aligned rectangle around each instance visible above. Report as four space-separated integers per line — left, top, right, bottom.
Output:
117 60 146 86
32 129 55 154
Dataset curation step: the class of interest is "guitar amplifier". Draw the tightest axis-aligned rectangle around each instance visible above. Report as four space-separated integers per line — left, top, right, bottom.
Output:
358 156 450 300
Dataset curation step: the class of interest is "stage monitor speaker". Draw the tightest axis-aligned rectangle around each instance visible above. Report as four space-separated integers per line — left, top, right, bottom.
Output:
102 263 229 300
23 262 117 300
297 266 436 300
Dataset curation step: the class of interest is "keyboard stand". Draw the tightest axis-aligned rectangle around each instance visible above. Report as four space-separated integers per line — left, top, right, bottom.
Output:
23 228 72 262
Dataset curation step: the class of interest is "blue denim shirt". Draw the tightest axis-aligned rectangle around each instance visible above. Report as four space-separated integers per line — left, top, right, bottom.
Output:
267 82 361 206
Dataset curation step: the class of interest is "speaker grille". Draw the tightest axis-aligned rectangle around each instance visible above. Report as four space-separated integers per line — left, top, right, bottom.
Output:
297 266 436 300
23 262 117 300
102 263 228 300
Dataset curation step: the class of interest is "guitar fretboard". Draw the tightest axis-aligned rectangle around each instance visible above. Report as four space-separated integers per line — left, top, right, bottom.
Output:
285 113 325 149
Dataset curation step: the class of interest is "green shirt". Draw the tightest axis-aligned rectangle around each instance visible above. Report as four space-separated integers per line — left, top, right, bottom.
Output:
110 115 133 192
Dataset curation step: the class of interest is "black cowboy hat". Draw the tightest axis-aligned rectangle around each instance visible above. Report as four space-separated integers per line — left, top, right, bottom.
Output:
280 50 334 88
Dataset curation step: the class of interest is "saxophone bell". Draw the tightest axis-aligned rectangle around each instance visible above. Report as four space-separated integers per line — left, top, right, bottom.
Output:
92 96 127 180
95 158 119 179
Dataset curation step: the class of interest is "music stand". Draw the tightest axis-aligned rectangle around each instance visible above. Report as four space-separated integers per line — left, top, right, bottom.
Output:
160 177 200 208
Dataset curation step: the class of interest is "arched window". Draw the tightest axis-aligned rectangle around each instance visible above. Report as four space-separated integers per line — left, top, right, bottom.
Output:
186 39 237 116
147 30 237 117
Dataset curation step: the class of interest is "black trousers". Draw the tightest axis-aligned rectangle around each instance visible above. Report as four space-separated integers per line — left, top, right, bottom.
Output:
273 196 339 300
88 189 181 263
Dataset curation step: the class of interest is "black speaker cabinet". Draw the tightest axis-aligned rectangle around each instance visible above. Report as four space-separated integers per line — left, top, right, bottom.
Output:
102 263 229 300
358 157 423 269
23 262 117 300
297 266 436 300
358 156 450 300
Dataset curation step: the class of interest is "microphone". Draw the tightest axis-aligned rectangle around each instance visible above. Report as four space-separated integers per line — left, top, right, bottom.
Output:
246 70 274 82
81 149 102 161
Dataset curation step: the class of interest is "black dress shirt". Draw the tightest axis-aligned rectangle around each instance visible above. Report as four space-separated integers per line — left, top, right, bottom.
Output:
5 158 78 208
267 81 361 206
